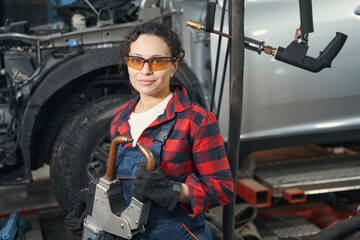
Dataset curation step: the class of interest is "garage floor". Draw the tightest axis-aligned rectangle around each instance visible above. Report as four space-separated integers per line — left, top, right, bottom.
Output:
0 165 75 240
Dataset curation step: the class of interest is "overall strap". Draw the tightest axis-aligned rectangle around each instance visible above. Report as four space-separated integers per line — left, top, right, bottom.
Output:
152 117 177 167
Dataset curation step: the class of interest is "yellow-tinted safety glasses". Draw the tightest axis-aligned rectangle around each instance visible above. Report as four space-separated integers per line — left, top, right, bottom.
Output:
126 56 175 71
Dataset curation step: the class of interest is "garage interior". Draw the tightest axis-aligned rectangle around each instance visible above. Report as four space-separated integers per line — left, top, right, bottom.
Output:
1 0 359 240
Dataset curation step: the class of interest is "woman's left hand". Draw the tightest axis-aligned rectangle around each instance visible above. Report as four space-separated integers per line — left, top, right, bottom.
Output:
131 162 182 211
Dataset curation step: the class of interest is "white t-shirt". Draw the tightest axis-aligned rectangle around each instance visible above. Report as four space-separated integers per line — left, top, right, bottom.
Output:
129 93 173 146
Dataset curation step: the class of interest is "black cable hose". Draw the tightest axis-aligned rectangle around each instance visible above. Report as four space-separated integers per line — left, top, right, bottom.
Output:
210 0 227 113
298 0 314 34
311 216 360 240
215 40 230 119
205 2 216 32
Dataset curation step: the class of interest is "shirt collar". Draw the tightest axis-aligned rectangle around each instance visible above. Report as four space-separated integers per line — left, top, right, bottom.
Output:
114 84 191 135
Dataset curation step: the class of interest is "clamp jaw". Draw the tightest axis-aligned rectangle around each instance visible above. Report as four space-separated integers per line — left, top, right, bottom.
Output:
83 178 151 239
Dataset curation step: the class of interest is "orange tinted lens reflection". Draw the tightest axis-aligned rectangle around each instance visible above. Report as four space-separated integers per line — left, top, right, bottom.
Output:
127 57 172 71
127 57 144 70
148 58 172 71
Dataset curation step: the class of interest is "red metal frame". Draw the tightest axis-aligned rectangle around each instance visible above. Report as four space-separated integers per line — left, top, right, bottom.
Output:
236 178 271 208
257 200 358 229
283 188 306 204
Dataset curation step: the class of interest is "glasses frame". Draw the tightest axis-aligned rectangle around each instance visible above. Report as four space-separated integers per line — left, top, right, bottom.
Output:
125 56 176 71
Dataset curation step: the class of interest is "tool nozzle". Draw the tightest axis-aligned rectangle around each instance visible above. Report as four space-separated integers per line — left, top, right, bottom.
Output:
263 45 277 56
187 20 205 30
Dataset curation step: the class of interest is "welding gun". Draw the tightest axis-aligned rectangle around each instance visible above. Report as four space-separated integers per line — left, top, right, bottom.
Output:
187 0 347 73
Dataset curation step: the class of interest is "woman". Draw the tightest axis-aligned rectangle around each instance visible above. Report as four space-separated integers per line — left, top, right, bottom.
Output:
111 22 234 239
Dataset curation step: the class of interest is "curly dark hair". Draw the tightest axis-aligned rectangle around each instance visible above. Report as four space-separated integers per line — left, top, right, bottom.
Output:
118 22 185 72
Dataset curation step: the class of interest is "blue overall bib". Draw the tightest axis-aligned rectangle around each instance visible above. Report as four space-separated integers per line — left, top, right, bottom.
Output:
114 119 213 240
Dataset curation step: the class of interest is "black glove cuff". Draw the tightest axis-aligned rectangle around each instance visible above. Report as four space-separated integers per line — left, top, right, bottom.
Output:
167 182 182 211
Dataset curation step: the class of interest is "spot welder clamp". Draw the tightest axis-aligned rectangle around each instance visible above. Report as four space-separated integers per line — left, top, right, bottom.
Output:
82 136 156 240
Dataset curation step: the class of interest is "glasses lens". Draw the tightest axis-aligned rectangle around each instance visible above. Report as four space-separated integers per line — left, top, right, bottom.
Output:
126 56 173 71
127 57 144 70
149 58 172 71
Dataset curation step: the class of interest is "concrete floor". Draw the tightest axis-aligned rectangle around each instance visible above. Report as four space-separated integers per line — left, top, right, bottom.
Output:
32 165 76 240
0 165 76 240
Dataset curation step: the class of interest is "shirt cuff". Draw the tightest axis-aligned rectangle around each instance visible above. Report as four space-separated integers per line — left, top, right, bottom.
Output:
180 173 205 217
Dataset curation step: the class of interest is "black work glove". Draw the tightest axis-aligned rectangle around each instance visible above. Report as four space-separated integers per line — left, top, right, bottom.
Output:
64 200 87 238
131 162 182 211
64 188 88 238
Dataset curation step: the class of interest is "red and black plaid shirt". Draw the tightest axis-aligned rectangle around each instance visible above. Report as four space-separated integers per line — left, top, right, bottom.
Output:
110 84 234 217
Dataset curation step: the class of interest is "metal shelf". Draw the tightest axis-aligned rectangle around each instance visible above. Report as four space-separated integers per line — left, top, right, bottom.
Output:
254 154 360 197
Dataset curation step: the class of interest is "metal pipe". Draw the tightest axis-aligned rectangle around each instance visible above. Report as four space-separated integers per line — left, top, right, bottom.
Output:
84 0 99 16
106 136 133 181
186 20 277 56
223 0 245 239
136 141 156 171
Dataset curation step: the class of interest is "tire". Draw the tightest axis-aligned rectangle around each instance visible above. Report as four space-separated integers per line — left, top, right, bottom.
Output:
50 95 130 213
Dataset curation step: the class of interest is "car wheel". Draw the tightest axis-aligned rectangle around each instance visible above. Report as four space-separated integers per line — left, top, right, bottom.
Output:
50 95 130 213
